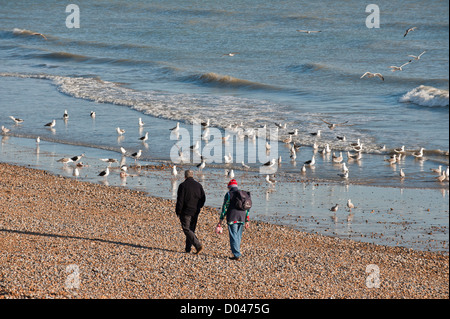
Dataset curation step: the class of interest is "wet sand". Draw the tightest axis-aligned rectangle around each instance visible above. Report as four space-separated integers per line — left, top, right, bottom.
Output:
0 162 448 299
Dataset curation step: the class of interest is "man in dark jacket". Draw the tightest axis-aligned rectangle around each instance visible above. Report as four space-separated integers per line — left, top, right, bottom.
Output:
176 169 206 254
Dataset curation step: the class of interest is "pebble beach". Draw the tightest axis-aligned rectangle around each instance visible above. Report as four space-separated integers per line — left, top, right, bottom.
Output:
0 162 448 299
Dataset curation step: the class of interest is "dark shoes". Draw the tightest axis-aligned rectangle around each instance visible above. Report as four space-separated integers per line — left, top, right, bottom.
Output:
229 256 240 261
194 245 204 255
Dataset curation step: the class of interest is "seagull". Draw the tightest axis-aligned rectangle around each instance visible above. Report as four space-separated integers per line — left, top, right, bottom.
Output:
265 175 276 186
412 147 425 159
98 167 110 177
1 126 10 134
310 130 321 137
120 166 129 178
36 136 40 144
265 142 271 151
430 166 442 174
342 163 349 173
330 204 339 212
275 122 287 129
336 136 346 141
227 169 235 179
90 111 96 118
139 132 149 142
404 27 417 37
436 172 446 183
263 159 277 168
63 110 69 120
190 141 200 151
332 152 344 164
9 116 24 124
170 122 180 131
138 118 145 127
120 147 127 156
338 171 349 179
242 161 250 169
304 156 316 167
301 165 307 173
71 153 85 162
360 72 384 81
324 144 331 153
347 199 355 212
44 120 56 128
116 127 126 135
57 157 73 165
350 139 361 147
385 154 397 165
289 129 299 136
201 119 210 128
197 159 206 171
283 135 293 144
224 153 233 164
131 150 142 162
352 143 363 152
172 165 178 177
100 158 118 166
320 119 350 130
408 51 426 61
296 30 321 34
394 145 405 153
389 61 411 72
222 52 239 57
31 32 47 40
399 168 405 178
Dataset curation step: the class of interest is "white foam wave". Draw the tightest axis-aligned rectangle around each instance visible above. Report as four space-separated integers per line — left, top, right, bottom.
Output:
400 85 449 107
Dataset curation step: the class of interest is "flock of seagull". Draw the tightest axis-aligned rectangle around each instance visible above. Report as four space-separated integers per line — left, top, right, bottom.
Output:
2 110 148 180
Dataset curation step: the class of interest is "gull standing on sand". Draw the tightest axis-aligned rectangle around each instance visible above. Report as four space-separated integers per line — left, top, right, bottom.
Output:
394 145 405 153
170 122 180 132
263 159 277 168
63 110 69 120
138 118 145 127
310 130 321 137
436 172 446 183
389 61 411 72
90 111 96 118
385 154 397 165
9 116 24 124
332 152 344 164
360 72 384 81
430 166 442 174
71 153 85 162
404 27 417 37
57 157 73 165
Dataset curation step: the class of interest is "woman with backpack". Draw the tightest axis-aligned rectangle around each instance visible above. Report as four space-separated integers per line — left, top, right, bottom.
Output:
217 179 251 260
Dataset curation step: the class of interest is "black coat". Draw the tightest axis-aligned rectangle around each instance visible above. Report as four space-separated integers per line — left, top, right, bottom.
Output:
176 177 206 216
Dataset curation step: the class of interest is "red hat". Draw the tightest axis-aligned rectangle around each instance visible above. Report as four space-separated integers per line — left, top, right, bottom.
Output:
228 179 238 188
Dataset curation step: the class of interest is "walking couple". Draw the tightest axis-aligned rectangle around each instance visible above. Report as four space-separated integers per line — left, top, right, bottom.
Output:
175 169 251 260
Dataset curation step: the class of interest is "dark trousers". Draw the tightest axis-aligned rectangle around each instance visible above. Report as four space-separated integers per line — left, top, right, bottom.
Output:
179 213 201 252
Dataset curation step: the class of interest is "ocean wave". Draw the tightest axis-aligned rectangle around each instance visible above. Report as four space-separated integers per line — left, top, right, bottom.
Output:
400 85 449 107
180 72 281 91
0 72 402 154
286 63 327 74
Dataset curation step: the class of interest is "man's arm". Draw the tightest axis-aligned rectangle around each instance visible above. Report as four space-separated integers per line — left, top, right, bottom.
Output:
175 183 184 216
219 193 230 222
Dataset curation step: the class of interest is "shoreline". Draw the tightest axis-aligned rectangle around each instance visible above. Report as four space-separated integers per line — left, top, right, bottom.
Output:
0 162 448 299
1 135 449 253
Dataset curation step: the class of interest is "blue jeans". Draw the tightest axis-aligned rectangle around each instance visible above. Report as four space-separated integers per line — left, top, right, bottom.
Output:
228 223 244 258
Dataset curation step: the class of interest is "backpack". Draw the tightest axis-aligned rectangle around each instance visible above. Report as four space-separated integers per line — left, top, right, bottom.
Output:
234 190 252 211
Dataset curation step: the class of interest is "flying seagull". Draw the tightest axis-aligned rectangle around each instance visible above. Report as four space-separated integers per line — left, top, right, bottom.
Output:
320 119 350 130
408 51 426 61
360 72 384 81
389 61 411 72
404 27 417 37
